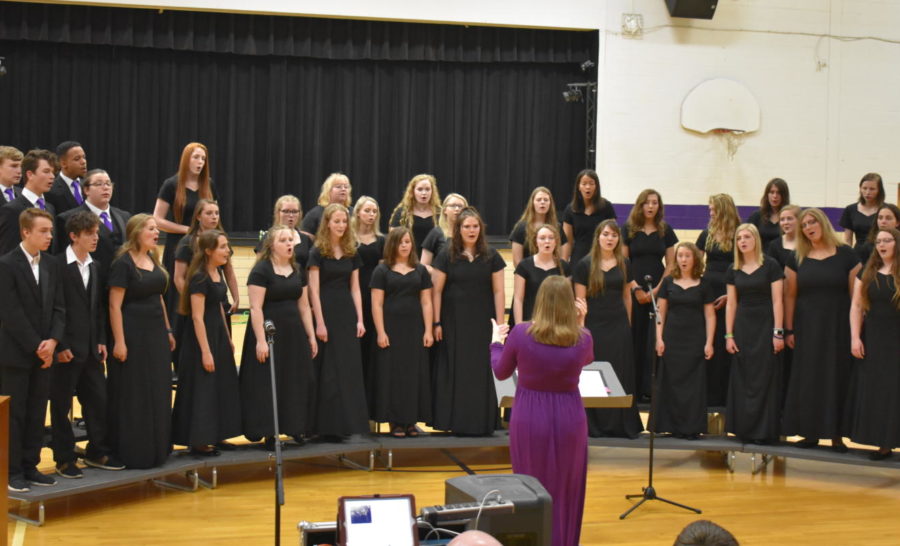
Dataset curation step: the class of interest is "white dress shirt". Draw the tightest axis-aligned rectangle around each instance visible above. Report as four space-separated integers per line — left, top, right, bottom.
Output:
66 245 93 290
19 244 40 284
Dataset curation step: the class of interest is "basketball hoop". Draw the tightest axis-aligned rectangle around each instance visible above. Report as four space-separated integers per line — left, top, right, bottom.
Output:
712 128 745 160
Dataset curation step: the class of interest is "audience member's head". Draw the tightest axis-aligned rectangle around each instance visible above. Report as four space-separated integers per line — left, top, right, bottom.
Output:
448 530 503 546
673 519 739 546
56 140 87 180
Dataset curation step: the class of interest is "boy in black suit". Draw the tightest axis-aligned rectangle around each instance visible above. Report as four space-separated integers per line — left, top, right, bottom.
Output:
50 211 125 478
46 141 87 215
0 208 65 492
0 146 23 203
0 149 58 255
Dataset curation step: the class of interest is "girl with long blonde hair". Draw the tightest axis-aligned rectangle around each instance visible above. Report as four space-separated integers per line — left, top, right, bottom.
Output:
389 174 441 257
509 186 565 267
301 172 353 237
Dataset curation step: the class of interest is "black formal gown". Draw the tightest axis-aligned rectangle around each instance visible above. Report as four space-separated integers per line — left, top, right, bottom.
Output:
389 209 435 258
766 237 794 269
172 273 241 447
653 277 715 436
370 263 433 426
254 228 314 269
839 204 876 260
573 257 643 438
624 224 678 399
696 230 731 407
432 248 506 435
106 254 172 469
508 221 568 261
239 261 316 439
782 246 859 439
848 273 900 448
357 235 385 413
724 260 784 442
562 201 617 265
766 237 795 408
157 176 217 318
308 248 370 436
746 210 782 249
512 257 571 325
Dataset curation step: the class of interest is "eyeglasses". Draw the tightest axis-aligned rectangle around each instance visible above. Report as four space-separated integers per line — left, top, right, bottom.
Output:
445 203 465 210
875 238 894 245
280 209 300 215
87 181 114 188
332 184 350 190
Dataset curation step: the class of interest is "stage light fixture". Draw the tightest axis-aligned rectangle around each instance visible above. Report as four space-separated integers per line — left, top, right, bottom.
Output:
562 86 583 103
580 60 595 72
0 57 7 77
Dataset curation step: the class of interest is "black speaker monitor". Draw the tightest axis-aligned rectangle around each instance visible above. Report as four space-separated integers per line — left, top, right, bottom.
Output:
666 0 718 19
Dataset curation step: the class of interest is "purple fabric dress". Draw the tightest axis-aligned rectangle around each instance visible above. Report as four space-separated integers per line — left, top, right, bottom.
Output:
490 323 594 546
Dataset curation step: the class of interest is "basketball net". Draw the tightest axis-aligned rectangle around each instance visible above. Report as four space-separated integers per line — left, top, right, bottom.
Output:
712 128 745 160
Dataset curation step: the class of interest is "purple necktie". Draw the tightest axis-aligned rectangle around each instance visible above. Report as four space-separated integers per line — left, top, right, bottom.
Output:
3 188 12 202
35 197 46 210
72 179 84 205
100 211 114 232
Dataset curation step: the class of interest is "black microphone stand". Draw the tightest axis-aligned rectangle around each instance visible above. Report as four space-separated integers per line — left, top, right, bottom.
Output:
265 319 285 545
620 276 701 519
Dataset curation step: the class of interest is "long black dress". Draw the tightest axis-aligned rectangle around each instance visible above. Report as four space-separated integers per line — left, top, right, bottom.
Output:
357 236 385 413
839 204 876 260
849 273 900 448
371 263 433 426
746 210 781 249
432 248 506 434
653 277 715 436
696 230 731 407
172 273 241 447
508 221 568 261
512 257 571 325
624 224 678 399
254 228 314 269
157 176 217 317
239 260 316 439
725 260 784 442
389 210 435 258
106 254 172 469
562 201 617 265
782 246 858 439
308 248 370 436
573 257 643 438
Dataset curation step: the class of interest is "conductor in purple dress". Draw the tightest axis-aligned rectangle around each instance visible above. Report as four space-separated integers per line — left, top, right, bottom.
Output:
489 276 594 546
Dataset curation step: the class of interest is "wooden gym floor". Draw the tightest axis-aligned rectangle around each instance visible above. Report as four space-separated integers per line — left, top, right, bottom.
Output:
8 243 900 545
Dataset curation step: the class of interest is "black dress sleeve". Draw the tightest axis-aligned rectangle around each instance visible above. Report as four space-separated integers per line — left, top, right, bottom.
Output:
701 278 716 304
432 248 450 273
839 204 854 230
389 208 403 228
247 261 271 287
107 256 132 289
157 176 176 204
664 224 678 248
509 222 526 245
307 247 323 269
513 259 530 279
725 267 736 286
562 203 575 225
351 252 363 270
370 263 388 290
560 259 572 278
489 249 507 273
417 264 434 290
696 230 709 251
839 244 860 272
657 276 671 300
188 272 209 295
300 206 322 234
785 252 798 273
572 256 590 286
765 258 785 282
623 257 634 283
746 210 762 226
175 236 193 263
599 199 617 221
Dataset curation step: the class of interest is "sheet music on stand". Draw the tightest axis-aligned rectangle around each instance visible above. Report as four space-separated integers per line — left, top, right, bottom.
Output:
494 362 633 409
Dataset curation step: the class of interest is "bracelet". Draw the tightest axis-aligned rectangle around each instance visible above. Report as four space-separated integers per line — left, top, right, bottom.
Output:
167 328 174 334
724 333 734 339
784 329 794 335
773 334 784 340
773 328 784 335
433 322 442 328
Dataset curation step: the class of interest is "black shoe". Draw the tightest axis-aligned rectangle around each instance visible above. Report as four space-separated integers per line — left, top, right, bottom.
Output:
216 441 237 451
795 438 818 449
869 450 892 461
832 443 849 454
686 433 702 441
83 455 126 470
190 446 221 457
263 437 276 451
24 469 56 487
56 461 83 479
8 476 30 493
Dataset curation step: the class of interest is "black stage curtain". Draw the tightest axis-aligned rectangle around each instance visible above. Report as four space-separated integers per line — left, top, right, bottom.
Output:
0 3 595 235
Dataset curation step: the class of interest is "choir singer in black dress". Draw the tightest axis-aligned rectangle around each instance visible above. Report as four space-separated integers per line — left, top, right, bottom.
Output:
849 227 900 460
745 178 790 249
562 169 616 265
370 227 434 437
352 196 385 414
432 207 506 435
512 224 570 325
509 186 567 267
255 195 314 269
107 214 177 469
840 173 884 260
421 193 468 269
301 173 352 238
783 208 860 451
172 230 242 456
389 174 441 258
239 226 318 449
724 224 785 444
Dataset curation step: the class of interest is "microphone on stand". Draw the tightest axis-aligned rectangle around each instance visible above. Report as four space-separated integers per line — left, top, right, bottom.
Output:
264 319 276 336
643 275 654 291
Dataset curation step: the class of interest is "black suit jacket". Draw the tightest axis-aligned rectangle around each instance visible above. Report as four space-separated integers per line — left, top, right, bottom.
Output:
0 195 57 256
55 204 131 276
1 184 22 203
0 249 66 369
57 259 105 362
46 176 81 215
